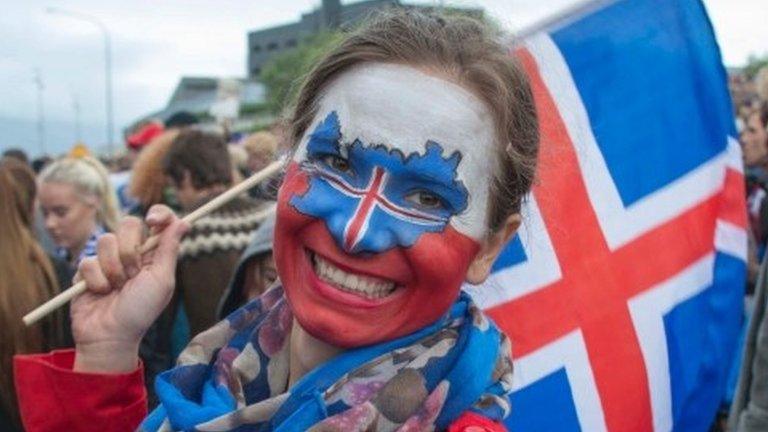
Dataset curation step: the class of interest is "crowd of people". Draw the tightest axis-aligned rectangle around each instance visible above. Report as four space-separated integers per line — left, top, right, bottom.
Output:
1 111 283 429
726 67 768 431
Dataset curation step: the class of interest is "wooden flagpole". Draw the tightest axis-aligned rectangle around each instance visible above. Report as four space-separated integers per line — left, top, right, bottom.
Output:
23 159 283 326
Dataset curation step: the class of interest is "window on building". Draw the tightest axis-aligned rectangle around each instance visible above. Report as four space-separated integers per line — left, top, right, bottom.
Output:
286 39 297 48
267 42 279 51
252 67 261 76
252 44 262 53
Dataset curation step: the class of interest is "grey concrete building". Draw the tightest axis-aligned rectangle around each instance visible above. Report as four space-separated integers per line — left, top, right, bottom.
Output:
246 0 481 78
127 77 265 132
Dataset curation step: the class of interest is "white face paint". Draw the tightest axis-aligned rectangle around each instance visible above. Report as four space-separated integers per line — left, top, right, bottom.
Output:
293 63 497 239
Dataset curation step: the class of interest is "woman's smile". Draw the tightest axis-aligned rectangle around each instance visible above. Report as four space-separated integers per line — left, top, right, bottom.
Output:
311 252 398 299
297 219 413 311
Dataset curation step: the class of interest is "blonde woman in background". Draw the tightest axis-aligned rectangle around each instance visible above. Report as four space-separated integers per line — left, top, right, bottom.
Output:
38 156 120 269
0 160 68 432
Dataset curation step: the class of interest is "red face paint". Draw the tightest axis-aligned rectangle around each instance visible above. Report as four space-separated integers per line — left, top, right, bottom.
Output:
274 164 480 347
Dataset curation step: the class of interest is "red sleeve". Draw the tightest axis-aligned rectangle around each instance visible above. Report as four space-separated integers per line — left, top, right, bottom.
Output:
13 349 148 432
448 411 508 432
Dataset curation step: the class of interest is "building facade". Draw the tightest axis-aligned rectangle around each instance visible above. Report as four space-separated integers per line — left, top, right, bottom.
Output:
126 77 266 133
246 0 480 78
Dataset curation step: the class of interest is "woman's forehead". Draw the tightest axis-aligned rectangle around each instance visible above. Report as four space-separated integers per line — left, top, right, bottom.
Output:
39 181 76 199
314 63 496 157
40 181 95 207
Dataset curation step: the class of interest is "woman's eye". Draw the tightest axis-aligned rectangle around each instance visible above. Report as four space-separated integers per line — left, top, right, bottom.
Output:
405 191 445 210
321 155 352 173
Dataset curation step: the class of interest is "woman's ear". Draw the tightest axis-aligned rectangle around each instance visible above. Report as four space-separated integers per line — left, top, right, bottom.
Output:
465 214 521 285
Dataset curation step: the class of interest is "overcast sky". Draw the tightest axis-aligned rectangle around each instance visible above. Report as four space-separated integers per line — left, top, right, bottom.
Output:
1 0 765 157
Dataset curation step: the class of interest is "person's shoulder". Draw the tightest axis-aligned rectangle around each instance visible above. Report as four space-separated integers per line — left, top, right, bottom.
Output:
179 198 271 258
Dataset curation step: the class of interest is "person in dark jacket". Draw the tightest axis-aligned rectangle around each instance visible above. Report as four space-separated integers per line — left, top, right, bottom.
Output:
163 129 268 337
140 129 268 406
729 255 768 431
217 212 277 320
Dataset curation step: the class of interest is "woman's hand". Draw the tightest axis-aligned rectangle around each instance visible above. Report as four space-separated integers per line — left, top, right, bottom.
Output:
71 205 189 373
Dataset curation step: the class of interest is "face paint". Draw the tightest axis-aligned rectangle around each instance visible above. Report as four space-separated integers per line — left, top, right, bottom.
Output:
274 63 496 347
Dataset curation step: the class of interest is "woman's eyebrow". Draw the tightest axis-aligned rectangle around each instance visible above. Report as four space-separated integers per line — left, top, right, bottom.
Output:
397 168 462 191
307 137 341 155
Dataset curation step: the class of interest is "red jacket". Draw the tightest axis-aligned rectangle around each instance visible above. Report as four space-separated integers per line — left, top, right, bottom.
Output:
14 350 505 432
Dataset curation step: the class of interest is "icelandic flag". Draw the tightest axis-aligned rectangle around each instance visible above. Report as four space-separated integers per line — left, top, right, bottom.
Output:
466 0 747 430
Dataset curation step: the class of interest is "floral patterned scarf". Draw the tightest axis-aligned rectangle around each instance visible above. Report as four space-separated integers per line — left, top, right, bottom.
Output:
140 285 513 432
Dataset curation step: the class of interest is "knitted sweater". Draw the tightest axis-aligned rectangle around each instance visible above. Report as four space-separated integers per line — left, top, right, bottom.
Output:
176 195 268 336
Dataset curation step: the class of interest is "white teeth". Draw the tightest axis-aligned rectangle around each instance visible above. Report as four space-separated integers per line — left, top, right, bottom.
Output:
312 253 396 299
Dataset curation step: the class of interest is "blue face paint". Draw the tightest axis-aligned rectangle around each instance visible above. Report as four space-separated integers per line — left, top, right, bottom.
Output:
290 111 469 254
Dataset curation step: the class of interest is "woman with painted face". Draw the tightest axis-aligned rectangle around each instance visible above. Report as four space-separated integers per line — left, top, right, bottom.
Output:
37 156 120 270
14 10 538 432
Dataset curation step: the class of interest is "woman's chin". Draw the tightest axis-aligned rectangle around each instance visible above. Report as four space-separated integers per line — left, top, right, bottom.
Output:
291 308 399 348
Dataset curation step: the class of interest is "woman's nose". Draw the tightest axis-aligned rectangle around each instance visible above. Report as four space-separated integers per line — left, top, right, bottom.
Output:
44 215 57 231
324 208 404 255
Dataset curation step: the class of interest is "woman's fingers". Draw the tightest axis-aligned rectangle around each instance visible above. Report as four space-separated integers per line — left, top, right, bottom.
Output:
97 234 126 289
78 257 110 294
145 205 176 230
79 206 184 295
117 216 144 278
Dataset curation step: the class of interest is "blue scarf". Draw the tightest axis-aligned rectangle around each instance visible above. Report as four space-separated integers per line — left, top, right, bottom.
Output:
140 286 513 431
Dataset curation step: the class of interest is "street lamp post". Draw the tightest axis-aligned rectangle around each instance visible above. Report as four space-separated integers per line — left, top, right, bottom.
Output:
47 7 114 156
34 69 46 155
72 93 82 143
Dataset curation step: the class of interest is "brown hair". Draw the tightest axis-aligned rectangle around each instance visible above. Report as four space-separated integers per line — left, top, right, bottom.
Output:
289 9 539 232
758 101 768 131
0 161 64 427
0 157 36 227
130 129 180 208
163 129 233 189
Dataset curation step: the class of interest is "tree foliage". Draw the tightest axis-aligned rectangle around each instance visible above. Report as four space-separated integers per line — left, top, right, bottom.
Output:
260 31 344 115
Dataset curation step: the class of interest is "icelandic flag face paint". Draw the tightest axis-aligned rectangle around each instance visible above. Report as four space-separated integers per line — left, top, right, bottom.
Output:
291 111 469 254
274 63 497 347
